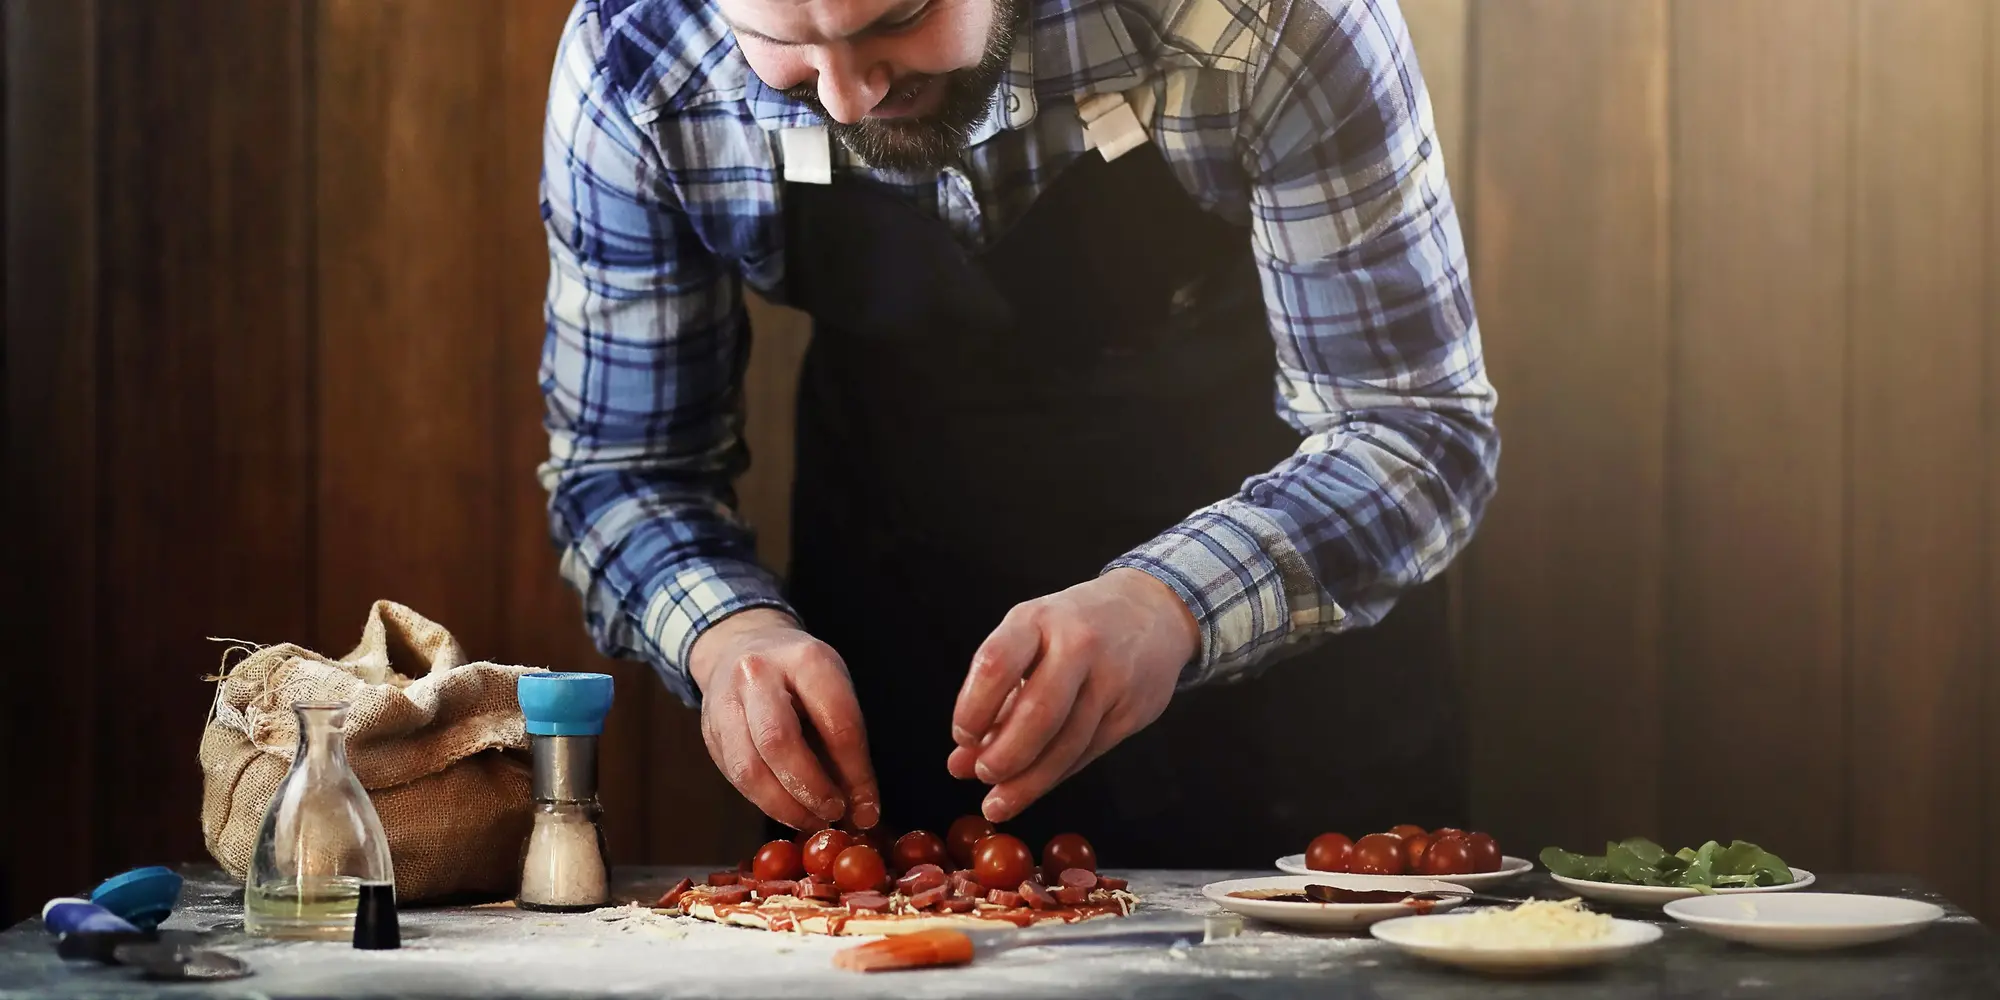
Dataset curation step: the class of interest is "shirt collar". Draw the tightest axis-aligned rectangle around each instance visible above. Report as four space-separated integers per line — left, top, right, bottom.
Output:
739 0 1148 145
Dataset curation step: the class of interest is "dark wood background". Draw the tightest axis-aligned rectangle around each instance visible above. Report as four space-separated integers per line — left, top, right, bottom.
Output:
5 0 1996 927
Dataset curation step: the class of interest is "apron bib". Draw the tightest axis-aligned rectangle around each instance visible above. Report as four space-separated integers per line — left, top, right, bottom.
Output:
776 129 1466 867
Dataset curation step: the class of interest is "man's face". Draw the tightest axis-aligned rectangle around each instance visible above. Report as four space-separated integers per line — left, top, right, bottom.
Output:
720 0 1018 171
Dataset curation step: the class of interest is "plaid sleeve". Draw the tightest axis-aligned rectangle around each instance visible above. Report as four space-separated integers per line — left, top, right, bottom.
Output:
537 1 794 706
1107 0 1499 687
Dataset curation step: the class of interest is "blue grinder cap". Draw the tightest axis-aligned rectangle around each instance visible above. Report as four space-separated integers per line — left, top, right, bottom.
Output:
89 866 182 931
518 672 615 736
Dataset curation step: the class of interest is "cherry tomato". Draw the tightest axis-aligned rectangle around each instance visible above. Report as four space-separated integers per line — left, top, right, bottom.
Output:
1401 832 1433 871
972 833 1035 890
1304 833 1354 872
1466 832 1502 873
1387 824 1428 840
947 815 996 867
1431 827 1466 840
833 844 888 893
802 829 854 879
1042 833 1098 875
752 839 804 881
892 830 950 873
1349 833 1406 875
1421 834 1474 876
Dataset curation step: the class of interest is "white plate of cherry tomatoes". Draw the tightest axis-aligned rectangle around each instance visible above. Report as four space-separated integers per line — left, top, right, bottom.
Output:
1276 825 1532 888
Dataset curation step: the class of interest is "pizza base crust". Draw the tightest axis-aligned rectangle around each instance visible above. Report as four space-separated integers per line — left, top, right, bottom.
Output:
673 889 1138 937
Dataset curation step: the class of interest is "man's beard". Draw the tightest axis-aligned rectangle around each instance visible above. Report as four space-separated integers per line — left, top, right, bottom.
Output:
782 0 1019 172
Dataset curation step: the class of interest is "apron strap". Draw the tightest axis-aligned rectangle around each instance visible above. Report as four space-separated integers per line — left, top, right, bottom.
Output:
780 125 834 185
1076 92 1150 162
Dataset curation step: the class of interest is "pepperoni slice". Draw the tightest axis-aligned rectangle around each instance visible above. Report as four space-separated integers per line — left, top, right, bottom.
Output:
986 889 1023 908
808 873 837 886
898 868 949 896
1053 885 1090 905
1096 876 1129 891
842 892 892 913
951 876 985 899
707 871 740 886
755 879 798 899
1018 881 1059 910
797 880 840 902
909 885 949 910
952 869 979 883
1058 868 1098 890
938 897 977 913
653 878 694 909
708 884 752 905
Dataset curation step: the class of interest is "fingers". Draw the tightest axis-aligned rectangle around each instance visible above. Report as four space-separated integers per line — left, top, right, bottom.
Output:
791 654 882 829
707 695 826 831
949 681 1021 779
968 640 1087 784
952 607 1043 748
740 670 847 823
982 686 1105 823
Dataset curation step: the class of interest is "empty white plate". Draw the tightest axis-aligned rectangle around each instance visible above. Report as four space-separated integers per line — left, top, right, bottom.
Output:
1551 868 1815 906
1202 874 1468 931
1370 911 1661 975
1663 892 1943 951
1276 854 1532 887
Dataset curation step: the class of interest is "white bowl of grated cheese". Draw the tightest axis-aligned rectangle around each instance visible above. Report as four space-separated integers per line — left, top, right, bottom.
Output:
1369 899 1662 974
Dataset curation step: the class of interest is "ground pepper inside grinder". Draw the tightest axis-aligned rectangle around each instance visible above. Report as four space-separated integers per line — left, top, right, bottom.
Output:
515 672 615 911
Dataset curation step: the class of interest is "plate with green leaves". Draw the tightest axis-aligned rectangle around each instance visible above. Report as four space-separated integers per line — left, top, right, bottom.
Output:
1540 839 1814 906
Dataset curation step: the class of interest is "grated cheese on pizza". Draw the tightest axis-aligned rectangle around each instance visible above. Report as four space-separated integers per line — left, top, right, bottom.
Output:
1419 898 1612 948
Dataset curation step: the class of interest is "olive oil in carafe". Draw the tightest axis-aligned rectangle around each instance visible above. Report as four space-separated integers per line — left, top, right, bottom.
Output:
244 875 370 939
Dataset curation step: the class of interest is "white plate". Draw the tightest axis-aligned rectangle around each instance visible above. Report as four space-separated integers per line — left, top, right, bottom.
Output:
1550 868 1815 906
1370 911 1662 975
1202 874 1468 931
1276 853 1533 887
1663 893 1943 951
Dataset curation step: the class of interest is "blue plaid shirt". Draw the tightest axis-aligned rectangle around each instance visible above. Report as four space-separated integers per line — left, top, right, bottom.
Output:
539 0 1499 706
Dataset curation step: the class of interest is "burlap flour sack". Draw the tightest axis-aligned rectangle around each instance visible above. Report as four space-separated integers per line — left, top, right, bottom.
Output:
201 601 544 902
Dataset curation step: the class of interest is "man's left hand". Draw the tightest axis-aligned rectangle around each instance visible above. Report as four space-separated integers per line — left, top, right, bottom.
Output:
947 568 1199 821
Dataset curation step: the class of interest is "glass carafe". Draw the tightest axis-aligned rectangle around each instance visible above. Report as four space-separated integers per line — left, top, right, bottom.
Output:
245 700 395 939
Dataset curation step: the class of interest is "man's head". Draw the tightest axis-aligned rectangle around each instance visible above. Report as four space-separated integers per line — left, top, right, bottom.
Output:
719 0 1021 172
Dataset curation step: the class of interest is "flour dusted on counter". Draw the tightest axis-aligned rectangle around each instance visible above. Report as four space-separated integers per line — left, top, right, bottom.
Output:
1420 899 1612 948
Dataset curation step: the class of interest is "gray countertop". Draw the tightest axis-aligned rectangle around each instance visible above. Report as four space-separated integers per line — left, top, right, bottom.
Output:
3 867 1995 999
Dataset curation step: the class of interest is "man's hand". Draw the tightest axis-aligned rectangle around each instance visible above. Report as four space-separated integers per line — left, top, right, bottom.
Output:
947 568 1199 822
690 608 881 831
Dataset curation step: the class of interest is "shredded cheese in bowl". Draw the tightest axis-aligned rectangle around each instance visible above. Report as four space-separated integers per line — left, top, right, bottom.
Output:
1417 899 1613 948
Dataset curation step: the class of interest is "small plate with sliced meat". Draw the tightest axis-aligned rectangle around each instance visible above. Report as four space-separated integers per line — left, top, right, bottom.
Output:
1276 854 1533 887
1203 875 1470 931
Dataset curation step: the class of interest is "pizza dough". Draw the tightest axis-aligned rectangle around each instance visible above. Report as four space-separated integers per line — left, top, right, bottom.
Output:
661 878 1139 937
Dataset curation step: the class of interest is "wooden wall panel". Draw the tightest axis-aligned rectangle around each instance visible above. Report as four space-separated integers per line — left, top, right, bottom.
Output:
493 0 658 863
93 0 316 875
1846 0 1989 913
315 1 508 655
3 0 99 925
1663 0 1852 868
1986 0 1999 922
1463 0 1669 852
1400 0 1470 205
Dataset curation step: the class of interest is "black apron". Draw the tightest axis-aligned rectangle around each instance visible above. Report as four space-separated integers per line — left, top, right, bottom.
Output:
776 135 1466 868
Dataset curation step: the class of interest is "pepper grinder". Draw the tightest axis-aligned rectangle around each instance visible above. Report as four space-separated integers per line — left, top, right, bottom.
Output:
515 672 616 911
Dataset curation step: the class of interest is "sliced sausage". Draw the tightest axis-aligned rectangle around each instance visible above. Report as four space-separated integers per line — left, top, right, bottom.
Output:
1018 881 1059 910
1096 876 1129 891
909 885 950 910
986 889 1023 908
951 876 986 899
797 880 841 902
1054 885 1090 905
754 879 798 899
1058 868 1098 890
938 897 977 913
843 892 892 913
898 869 949 896
708 884 752 905
653 878 694 909
707 871 740 886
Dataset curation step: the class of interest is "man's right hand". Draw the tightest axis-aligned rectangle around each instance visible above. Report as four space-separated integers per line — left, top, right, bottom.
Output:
689 608 881 831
